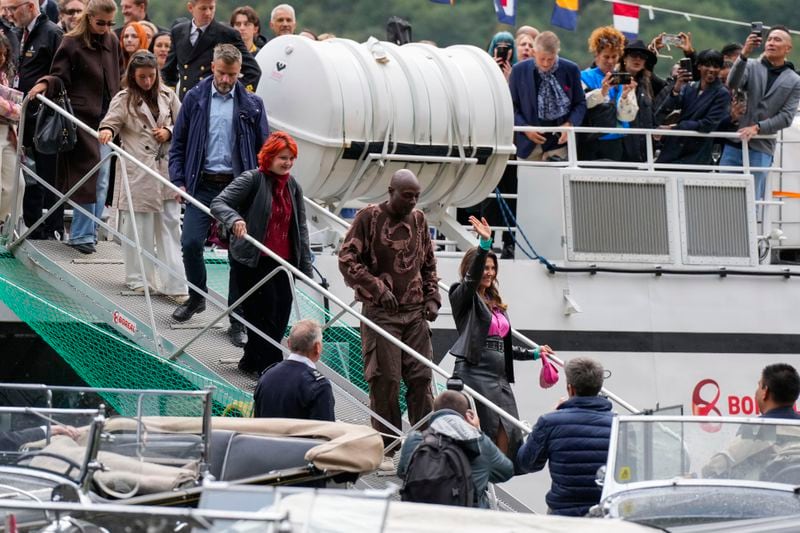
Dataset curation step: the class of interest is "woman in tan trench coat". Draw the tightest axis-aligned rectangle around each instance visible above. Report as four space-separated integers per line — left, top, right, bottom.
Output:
98 50 187 300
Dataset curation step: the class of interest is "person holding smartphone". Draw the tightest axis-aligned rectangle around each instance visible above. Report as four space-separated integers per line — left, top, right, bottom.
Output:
579 26 639 161
721 24 800 204
488 31 516 81
655 49 730 165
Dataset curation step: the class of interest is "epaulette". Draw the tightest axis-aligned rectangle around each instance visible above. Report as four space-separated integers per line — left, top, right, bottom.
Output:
310 369 326 382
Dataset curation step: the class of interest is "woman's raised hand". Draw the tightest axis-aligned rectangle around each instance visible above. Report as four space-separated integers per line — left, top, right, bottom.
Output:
469 215 492 241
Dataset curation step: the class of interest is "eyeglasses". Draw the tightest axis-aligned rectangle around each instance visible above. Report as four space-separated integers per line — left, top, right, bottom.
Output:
64 8 82 15
1 2 30 14
92 18 115 27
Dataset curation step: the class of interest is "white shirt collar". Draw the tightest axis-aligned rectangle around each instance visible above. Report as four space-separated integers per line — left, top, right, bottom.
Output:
287 353 316 369
26 17 37 34
191 20 211 34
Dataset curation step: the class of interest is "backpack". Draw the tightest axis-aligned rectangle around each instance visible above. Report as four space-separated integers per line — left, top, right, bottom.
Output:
400 429 475 507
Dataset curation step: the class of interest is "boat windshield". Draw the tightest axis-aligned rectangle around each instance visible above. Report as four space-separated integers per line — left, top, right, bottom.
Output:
610 416 800 488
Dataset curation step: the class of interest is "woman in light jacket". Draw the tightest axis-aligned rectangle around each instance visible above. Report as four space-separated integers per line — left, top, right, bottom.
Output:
98 50 187 300
449 215 553 461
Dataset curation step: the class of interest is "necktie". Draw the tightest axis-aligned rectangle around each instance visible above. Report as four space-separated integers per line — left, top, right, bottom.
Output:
193 28 202 47
22 28 29 47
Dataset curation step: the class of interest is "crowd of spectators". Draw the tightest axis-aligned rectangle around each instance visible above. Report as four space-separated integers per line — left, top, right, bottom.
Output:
0 1 799 518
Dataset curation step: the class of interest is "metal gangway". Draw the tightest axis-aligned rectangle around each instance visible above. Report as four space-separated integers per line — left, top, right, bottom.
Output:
0 93 702 514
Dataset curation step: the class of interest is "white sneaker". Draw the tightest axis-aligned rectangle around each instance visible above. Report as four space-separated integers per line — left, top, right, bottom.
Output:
377 456 396 474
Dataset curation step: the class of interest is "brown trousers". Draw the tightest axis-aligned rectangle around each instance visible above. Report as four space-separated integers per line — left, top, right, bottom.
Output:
361 304 434 450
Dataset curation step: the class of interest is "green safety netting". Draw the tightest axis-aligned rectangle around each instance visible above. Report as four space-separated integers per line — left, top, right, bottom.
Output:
0 247 249 416
0 245 409 418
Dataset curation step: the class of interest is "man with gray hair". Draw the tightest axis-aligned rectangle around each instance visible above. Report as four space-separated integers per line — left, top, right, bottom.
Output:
508 31 586 161
269 3 296 37
517 357 613 516
253 319 335 421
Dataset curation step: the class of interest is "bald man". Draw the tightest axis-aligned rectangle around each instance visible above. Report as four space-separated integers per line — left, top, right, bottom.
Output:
339 170 440 468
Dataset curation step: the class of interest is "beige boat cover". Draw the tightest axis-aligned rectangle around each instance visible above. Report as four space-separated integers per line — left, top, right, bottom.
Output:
231 493 655 533
100 416 384 473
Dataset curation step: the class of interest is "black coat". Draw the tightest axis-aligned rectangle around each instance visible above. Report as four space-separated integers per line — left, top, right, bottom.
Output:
161 19 260 99
0 426 45 451
14 13 62 146
448 246 534 384
656 79 730 165
210 170 313 275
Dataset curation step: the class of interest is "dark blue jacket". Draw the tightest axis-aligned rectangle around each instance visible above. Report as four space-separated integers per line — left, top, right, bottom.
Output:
517 395 613 516
761 406 800 420
655 79 729 165
168 77 269 195
253 360 335 422
509 57 586 158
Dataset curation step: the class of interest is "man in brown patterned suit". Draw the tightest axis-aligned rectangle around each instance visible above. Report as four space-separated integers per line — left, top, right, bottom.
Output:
339 169 440 469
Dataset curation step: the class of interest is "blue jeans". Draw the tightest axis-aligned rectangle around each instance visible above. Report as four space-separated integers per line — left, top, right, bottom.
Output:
69 144 112 245
180 180 228 299
719 144 773 201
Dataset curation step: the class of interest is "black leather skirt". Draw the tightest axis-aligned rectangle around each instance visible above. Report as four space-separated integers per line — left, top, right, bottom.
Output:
453 340 522 461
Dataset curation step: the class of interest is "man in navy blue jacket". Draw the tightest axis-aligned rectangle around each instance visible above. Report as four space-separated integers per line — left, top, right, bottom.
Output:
508 31 586 161
757 363 800 420
517 357 613 516
169 43 269 326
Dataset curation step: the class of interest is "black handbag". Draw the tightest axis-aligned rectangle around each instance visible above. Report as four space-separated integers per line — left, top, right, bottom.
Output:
33 81 77 155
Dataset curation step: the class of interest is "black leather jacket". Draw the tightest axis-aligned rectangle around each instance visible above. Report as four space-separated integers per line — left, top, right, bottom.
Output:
210 170 313 276
448 246 533 383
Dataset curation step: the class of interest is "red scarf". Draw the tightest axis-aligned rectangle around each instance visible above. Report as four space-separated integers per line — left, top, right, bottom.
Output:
262 172 293 259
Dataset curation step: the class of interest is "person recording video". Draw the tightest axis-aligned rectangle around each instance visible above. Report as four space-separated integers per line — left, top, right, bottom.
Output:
488 31 517 82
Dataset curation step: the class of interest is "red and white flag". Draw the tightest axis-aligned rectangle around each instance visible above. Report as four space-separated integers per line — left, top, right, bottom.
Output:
612 2 639 40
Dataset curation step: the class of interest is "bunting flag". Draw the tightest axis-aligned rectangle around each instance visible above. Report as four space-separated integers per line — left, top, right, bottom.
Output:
494 0 516 25
612 2 639 39
551 0 579 31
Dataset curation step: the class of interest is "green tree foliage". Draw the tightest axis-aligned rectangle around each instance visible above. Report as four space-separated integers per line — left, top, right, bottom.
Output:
147 0 800 76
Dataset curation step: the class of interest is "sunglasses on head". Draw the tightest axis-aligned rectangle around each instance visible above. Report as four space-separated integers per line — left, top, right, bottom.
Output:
130 51 157 65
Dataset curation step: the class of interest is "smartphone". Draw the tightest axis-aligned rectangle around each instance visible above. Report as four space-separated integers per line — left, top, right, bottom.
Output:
679 58 692 72
751 21 764 39
663 33 684 47
608 71 632 86
494 45 511 62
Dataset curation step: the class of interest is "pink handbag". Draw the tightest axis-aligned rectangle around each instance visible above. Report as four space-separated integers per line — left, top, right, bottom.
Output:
539 351 560 388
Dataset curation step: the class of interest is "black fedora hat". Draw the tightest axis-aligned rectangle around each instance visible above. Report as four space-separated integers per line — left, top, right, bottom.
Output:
623 39 657 69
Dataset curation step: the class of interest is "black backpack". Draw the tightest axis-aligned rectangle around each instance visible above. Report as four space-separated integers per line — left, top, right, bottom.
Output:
400 429 475 507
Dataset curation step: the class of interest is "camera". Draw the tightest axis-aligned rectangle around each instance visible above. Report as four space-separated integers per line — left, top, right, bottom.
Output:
494 44 511 62
446 377 464 391
751 21 764 39
679 58 692 73
608 71 632 86
662 33 684 47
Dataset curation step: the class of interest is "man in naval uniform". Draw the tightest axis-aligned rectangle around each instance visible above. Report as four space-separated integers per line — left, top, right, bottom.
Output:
161 0 260 99
253 319 335 422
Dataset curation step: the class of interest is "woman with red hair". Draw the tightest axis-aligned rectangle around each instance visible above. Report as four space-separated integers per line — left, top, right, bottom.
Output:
210 131 313 375
120 21 150 71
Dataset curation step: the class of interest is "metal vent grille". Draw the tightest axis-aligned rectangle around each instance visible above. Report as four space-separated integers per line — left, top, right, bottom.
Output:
569 180 669 257
683 184 749 258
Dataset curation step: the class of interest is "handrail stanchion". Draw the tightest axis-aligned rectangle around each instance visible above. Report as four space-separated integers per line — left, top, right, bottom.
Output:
645 131 655 173
118 155 163 356
566 128 578 168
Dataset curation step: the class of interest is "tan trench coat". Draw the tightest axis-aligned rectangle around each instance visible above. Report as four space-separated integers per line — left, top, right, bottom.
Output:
99 86 181 212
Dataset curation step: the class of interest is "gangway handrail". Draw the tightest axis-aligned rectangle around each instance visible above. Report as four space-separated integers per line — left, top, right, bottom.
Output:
5 93 533 435
302 199 642 414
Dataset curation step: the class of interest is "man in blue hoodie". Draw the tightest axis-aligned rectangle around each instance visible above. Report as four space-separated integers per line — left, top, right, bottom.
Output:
398 390 513 508
517 357 613 516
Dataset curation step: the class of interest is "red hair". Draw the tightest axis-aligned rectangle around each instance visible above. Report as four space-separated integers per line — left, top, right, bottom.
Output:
258 131 299 174
121 22 150 66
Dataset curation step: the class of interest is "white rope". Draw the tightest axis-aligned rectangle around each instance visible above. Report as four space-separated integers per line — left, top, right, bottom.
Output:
602 0 800 36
